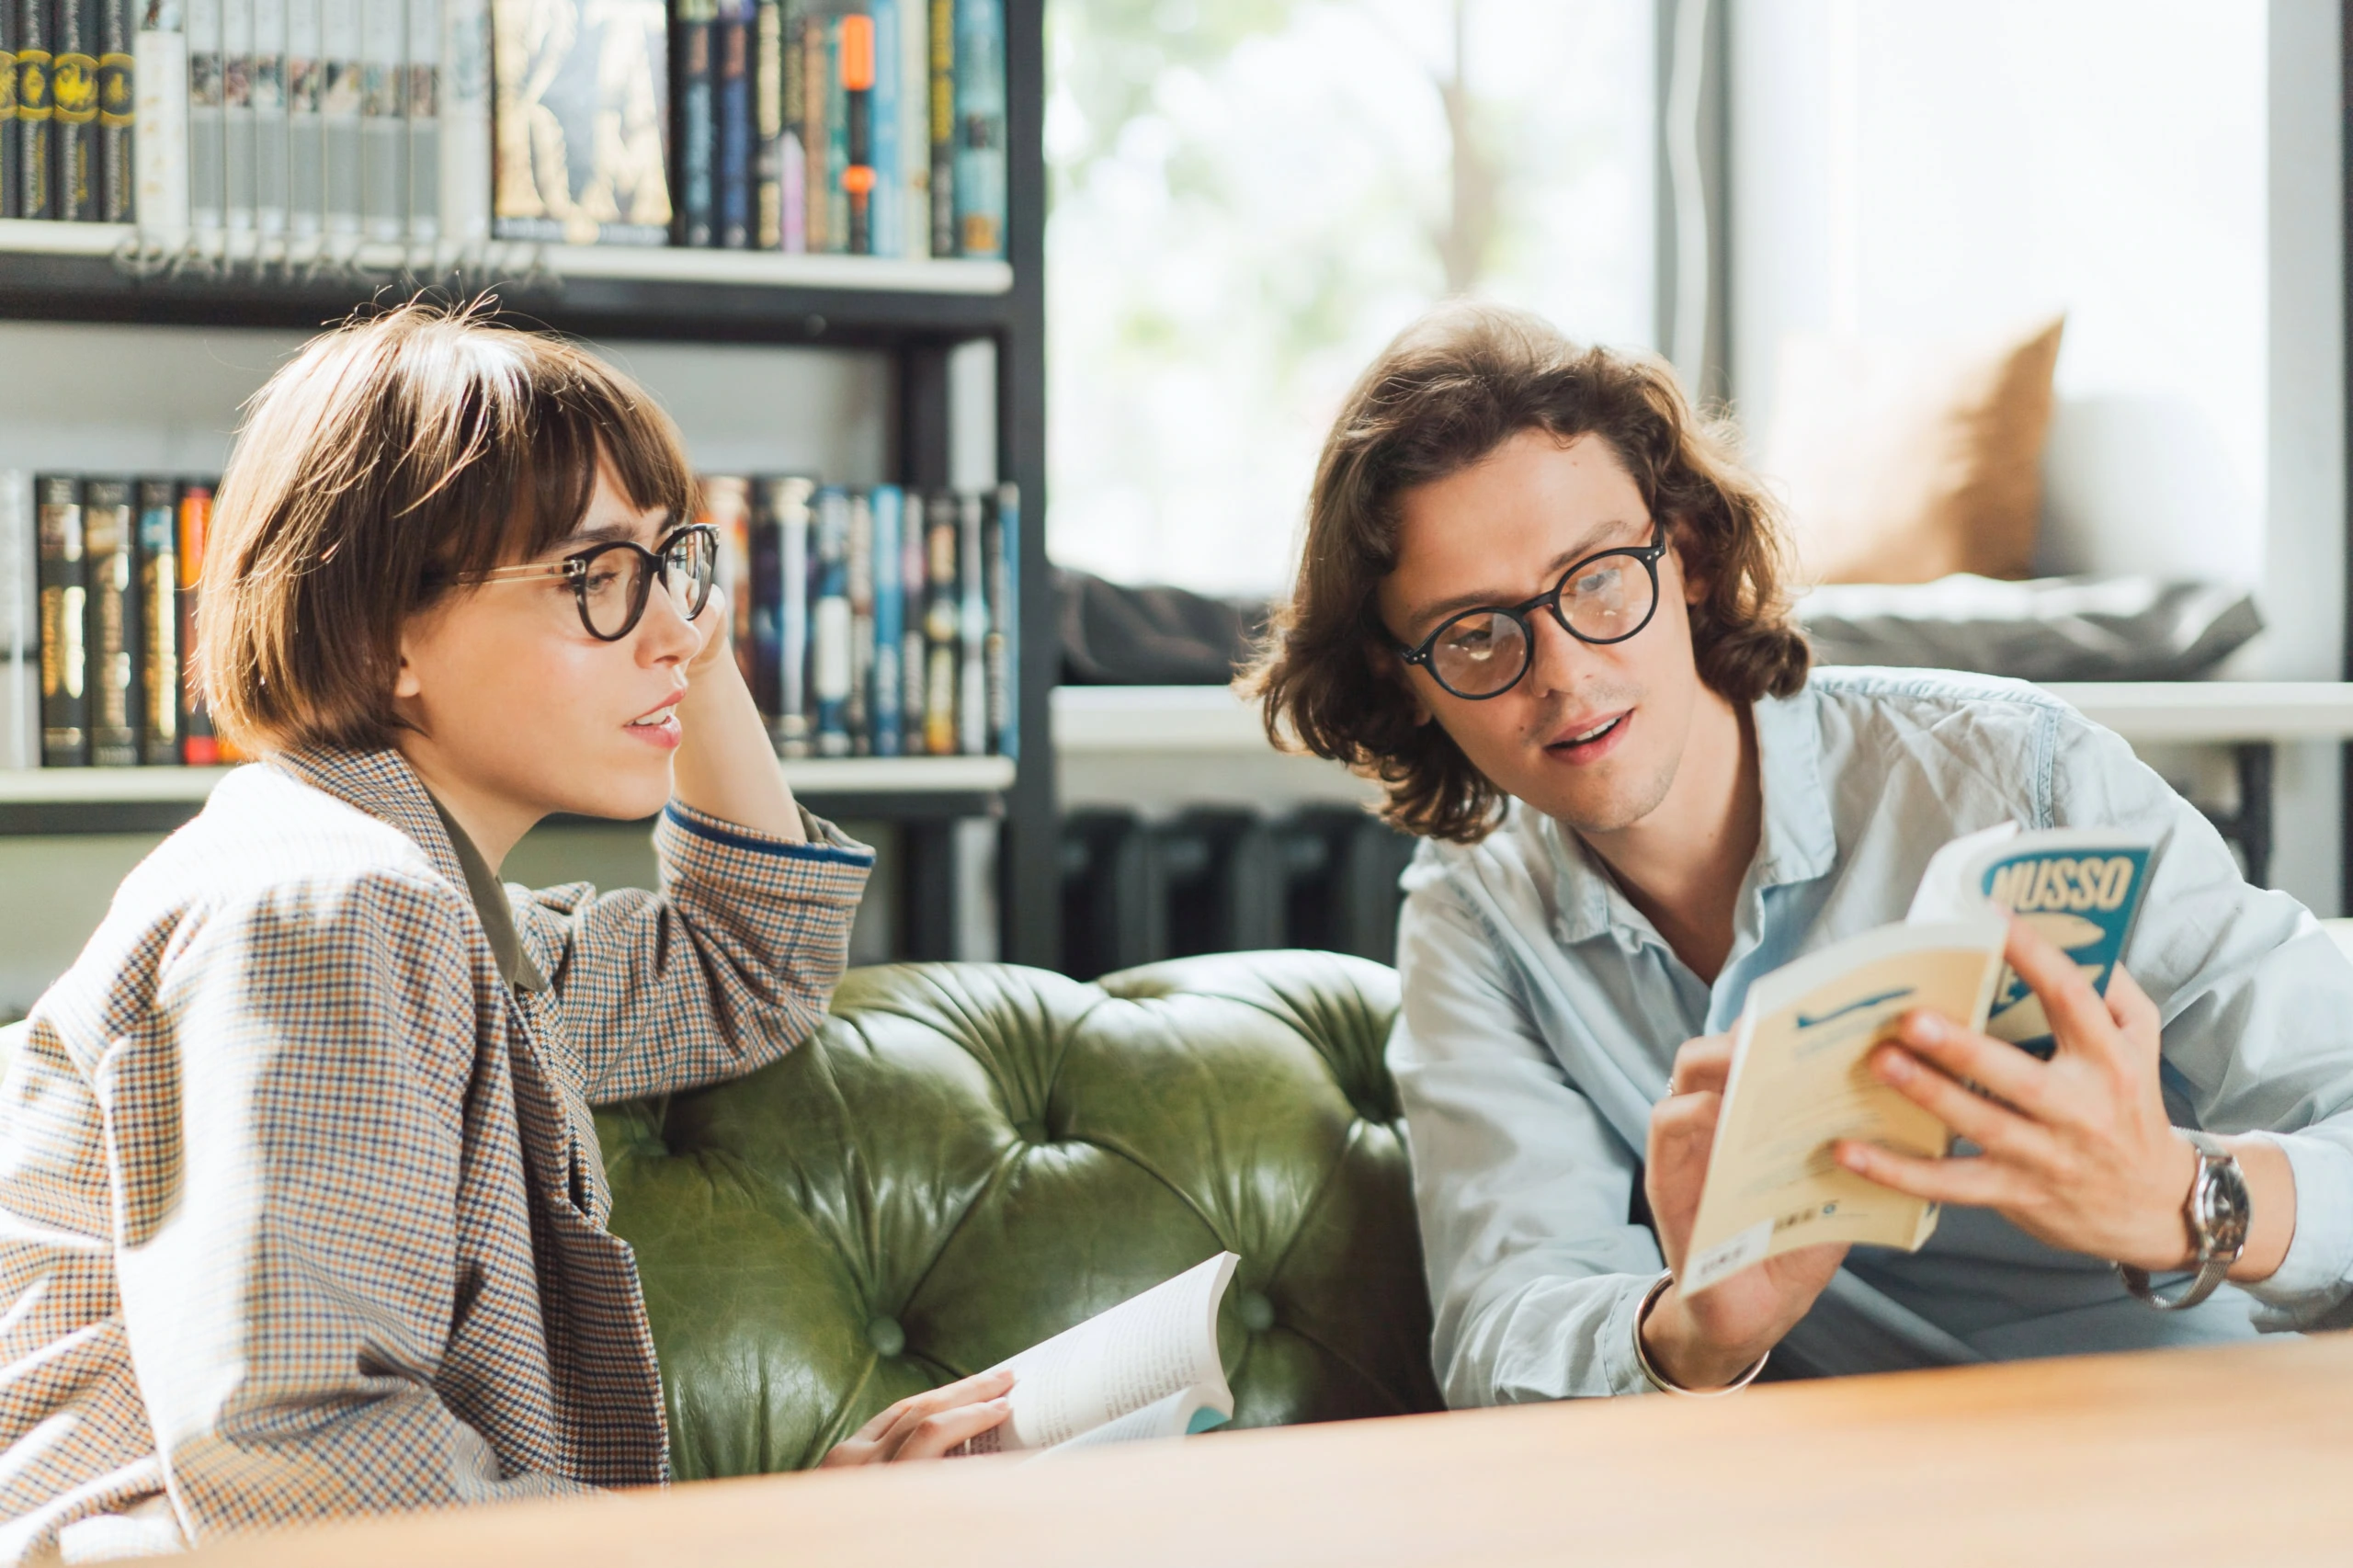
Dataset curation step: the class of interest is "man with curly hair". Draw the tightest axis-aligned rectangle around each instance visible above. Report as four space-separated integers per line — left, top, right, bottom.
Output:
1247 302 2353 1402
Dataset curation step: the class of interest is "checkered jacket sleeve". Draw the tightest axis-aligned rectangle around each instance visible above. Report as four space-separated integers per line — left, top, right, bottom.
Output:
110 865 594 1539
513 801 874 1104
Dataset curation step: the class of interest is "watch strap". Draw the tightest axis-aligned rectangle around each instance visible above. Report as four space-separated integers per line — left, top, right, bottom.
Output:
2119 1131 2244 1312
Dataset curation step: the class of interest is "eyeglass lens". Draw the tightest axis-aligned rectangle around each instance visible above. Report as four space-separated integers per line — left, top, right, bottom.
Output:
576 529 718 639
1427 555 1657 697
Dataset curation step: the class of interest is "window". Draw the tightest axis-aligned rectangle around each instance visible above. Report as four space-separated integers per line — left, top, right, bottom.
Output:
1046 0 1658 596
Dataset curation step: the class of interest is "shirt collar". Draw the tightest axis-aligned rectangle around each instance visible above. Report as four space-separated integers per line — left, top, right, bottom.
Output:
1542 682 1838 947
266 744 550 993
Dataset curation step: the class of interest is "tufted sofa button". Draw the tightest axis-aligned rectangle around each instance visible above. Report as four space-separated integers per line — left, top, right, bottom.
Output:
866 1318 906 1358
1237 1291 1276 1333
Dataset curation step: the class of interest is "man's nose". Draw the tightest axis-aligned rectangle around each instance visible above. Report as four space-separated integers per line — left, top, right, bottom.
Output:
1524 605 1590 696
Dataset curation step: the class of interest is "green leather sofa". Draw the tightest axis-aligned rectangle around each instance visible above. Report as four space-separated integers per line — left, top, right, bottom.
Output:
598 949 1443 1476
0 949 1441 1478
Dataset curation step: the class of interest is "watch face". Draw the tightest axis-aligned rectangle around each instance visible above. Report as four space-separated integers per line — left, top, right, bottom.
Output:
2202 1158 2253 1255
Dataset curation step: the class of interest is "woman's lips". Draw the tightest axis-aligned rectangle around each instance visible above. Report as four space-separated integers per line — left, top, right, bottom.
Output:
625 703 683 749
1542 709 1631 766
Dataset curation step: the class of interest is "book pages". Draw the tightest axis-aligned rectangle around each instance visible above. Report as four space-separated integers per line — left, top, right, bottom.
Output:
1684 918 2004 1294
961 1251 1236 1454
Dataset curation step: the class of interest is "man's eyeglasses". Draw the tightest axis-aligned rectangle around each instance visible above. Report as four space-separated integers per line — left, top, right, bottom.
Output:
1385 522 1667 700
464 524 720 642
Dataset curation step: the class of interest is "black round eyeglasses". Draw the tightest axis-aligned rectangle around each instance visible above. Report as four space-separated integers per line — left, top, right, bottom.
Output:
466 523 721 642
1385 523 1667 699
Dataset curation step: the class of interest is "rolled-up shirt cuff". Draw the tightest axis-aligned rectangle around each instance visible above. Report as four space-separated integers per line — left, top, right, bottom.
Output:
1601 1271 1658 1397
2242 1131 2353 1319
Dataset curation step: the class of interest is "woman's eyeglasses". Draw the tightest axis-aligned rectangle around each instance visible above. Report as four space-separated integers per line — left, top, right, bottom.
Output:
1386 522 1667 700
464 523 721 642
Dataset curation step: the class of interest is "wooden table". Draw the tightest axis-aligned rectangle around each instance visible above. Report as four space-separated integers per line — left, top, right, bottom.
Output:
193 1334 2353 1567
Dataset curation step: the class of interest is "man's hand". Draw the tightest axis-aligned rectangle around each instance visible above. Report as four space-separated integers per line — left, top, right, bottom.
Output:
1834 917 2199 1270
1642 1033 1847 1390
819 1369 1016 1465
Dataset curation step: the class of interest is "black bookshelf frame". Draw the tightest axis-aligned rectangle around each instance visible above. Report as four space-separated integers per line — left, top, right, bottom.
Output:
0 0 1059 968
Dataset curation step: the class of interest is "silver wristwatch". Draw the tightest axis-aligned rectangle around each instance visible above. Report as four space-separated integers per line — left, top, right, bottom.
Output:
2118 1130 2250 1311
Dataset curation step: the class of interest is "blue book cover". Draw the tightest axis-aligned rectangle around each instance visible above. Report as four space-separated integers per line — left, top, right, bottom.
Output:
949 0 1002 257
714 0 750 246
763 474 815 756
868 0 900 256
870 483 904 756
810 484 851 756
1908 823 2156 1060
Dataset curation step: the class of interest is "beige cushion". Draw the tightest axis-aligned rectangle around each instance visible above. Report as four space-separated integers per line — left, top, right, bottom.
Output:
1762 316 2065 585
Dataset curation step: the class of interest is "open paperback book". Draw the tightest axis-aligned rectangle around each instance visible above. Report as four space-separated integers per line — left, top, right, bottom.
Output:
954 1251 1239 1458
1681 823 2154 1294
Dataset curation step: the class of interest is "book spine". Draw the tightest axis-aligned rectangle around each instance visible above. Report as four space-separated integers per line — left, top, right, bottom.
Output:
696 474 753 690
837 7 868 255
949 0 998 257
356 0 400 240
82 479 136 766
672 0 711 246
435 0 481 244
749 0 775 246
183 0 219 226
97 0 131 219
400 0 428 241
220 0 250 229
777 0 801 249
131 0 187 231
984 481 1014 756
0 471 29 771
280 0 313 232
897 478 923 744
818 13 841 249
0 0 17 219
55 0 99 220
713 0 745 246
897 0 921 256
176 482 214 764
250 0 284 231
796 6 821 250
37 475 86 767
920 489 954 755
955 487 983 754
770 474 812 755
869 482 901 756
844 486 871 755
747 477 779 719
135 477 177 764
317 0 352 233
867 0 895 256
925 0 947 256
810 484 849 757
18 0 52 218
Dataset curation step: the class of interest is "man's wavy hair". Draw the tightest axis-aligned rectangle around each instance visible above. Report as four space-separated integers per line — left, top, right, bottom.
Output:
1243 302 1810 844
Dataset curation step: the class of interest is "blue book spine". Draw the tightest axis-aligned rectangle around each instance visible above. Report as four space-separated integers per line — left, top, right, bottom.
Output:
870 483 904 756
991 482 1017 759
715 0 750 246
949 0 1002 256
810 484 851 756
868 0 899 256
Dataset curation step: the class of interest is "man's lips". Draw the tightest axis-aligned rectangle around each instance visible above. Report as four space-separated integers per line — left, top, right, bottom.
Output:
1545 710 1631 750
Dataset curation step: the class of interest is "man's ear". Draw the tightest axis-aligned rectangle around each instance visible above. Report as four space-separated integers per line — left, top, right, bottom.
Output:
1366 641 1436 726
1665 515 1710 607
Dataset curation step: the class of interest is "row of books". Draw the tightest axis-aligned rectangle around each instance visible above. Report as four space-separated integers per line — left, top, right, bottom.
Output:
704 475 1016 758
0 0 1006 258
0 472 229 769
0 469 1019 770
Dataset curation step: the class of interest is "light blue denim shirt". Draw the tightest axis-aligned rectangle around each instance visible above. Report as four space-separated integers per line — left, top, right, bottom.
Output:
1390 667 2353 1405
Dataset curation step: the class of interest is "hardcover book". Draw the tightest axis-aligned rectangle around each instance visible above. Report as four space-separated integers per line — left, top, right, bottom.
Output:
924 0 946 256
749 0 775 245
695 473 751 688
20 0 54 218
954 486 983 754
747 474 780 717
809 483 849 756
491 0 672 244
865 0 895 255
776 0 801 248
402 0 435 239
221 0 251 228
868 483 902 756
284 0 318 232
0 0 18 218
176 482 215 764
54 0 98 219
982 481 1013 756
81 479 137 767
949 0 999 256
134 478 178 764
318 0 357 234
843 484 871 753
132 0 189 232
438 0 488 244
712 0 745 246
1682 821 2157 1296
897 476 924 746
920 487 954 755
764 473 813 755
0 472 30 771
357 0 403 240
97 0 132 219
835 5 868 254
36 475 86 767
669 0 710 244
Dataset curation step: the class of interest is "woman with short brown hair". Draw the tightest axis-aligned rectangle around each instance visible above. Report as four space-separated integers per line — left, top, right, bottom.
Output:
0 305 1007 1562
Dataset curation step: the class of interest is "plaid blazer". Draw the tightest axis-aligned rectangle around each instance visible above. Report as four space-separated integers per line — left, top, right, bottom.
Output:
0 746 871 1561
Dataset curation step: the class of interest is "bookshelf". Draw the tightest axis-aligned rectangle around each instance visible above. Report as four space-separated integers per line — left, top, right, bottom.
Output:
0 1 1057 971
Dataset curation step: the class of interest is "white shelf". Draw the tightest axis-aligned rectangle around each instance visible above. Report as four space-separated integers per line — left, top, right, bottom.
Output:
0 220 1014 295
0 755 1013 806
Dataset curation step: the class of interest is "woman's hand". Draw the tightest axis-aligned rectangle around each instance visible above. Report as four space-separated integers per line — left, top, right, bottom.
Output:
1641 1033 1848 1389
683 584 733 678
1834 918 2200 1271
819 1369 1016 1466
